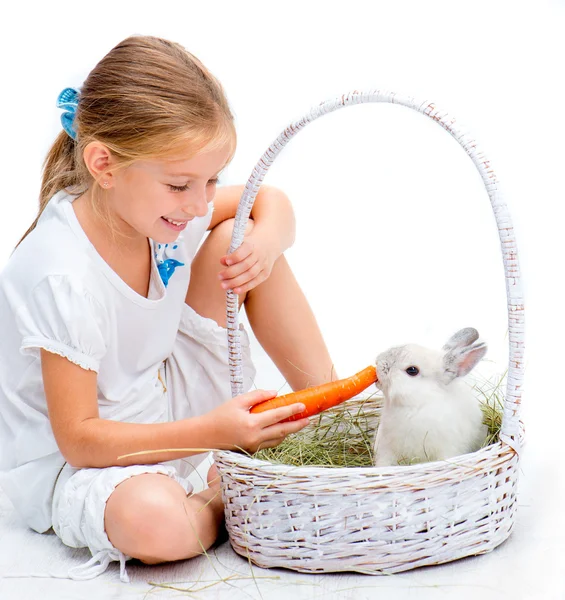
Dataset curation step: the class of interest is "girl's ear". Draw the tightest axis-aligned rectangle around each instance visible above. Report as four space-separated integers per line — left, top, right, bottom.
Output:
443 343 488 382
83 141 114 184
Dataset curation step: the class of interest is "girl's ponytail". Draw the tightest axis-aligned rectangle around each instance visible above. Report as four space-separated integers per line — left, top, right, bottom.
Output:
17 131 80 245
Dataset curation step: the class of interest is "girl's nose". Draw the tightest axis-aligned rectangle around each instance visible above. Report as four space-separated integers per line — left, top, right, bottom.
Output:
183 188 209 218
192 200 209 218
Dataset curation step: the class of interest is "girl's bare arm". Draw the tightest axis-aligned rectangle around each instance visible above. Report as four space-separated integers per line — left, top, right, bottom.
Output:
41 349 308 468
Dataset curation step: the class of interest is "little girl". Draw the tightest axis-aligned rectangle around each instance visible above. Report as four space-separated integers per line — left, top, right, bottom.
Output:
0 35 335 581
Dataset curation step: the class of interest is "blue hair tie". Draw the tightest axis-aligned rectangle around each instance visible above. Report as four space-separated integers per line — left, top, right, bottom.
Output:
57 87 80 140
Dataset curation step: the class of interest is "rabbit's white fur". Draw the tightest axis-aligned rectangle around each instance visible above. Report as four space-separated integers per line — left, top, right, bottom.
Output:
373 328 487 467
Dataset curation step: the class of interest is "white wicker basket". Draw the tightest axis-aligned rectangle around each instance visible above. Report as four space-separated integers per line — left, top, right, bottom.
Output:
213 90 524 574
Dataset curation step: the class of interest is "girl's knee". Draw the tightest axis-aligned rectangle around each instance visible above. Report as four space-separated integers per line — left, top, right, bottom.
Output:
206 217 254 249
144 492 222 563
104 473 190 562
104 473 222 563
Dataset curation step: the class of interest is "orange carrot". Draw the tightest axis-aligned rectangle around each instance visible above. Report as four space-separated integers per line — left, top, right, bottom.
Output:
250 365 377 423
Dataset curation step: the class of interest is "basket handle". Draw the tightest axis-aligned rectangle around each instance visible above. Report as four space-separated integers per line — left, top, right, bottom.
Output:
225 90 524 445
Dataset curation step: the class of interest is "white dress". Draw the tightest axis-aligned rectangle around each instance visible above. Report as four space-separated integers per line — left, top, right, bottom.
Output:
0 189 255 539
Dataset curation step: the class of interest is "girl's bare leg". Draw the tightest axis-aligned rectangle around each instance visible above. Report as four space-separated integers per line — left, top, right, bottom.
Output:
186 219 337 390
244 254 337 389
104 472 224 563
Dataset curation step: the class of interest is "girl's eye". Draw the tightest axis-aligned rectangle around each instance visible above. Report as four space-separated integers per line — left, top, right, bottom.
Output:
168 179 218 192
168 184 190 192
405 366 419 376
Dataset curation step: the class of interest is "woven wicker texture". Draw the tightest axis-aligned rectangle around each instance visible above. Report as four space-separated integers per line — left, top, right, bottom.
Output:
214 90 524 574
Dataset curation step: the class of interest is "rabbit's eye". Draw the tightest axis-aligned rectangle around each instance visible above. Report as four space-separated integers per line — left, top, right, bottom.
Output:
405 366 419 376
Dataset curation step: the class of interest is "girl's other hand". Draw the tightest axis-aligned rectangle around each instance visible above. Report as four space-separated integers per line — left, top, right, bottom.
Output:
217 230 277 296
202 389 309 454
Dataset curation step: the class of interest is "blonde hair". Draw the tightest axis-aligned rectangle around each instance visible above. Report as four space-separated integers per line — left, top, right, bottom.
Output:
18 35 236 244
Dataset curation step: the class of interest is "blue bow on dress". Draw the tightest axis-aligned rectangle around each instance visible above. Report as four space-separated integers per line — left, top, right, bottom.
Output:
157 259 185 287
57 87 80 140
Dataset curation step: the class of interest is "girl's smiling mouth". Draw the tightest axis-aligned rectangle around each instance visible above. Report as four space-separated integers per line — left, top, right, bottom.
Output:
161 216 192 230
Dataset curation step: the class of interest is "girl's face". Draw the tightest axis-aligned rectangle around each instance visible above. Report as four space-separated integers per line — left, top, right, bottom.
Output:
109 144 232 244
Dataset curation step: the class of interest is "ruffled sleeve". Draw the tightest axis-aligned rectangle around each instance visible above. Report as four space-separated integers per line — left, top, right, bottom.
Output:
16 275 108 372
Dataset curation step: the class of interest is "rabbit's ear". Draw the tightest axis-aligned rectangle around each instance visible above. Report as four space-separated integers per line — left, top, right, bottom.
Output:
443 342 487 381
442 328 479 352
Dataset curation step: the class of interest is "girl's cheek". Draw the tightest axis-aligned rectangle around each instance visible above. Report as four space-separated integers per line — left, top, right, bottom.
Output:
163 195 180 212
206 186 217 203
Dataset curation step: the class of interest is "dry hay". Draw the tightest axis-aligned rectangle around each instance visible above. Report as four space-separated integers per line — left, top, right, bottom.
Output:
255 374 505 468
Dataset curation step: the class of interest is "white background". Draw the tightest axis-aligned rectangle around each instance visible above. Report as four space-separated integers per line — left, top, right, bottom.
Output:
1 1 563 404
1 1 563 381
0 1 563 597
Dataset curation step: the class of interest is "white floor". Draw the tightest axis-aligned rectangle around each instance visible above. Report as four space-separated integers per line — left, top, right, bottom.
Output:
1 331 563 600
0 447 562 600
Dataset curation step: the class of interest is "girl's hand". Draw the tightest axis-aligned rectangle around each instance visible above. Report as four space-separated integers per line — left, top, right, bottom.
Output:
217 229 277 296
202 389 310 454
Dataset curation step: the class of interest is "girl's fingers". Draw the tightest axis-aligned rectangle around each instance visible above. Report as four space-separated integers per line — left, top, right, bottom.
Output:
219 258 261 286
255 438 283 451
257 402 307 427
222 242 254 267
237 389 278 408
230 274 265 295
259 418 310 448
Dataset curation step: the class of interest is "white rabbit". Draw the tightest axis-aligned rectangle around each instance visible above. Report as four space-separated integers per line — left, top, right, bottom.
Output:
372 328 487 467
